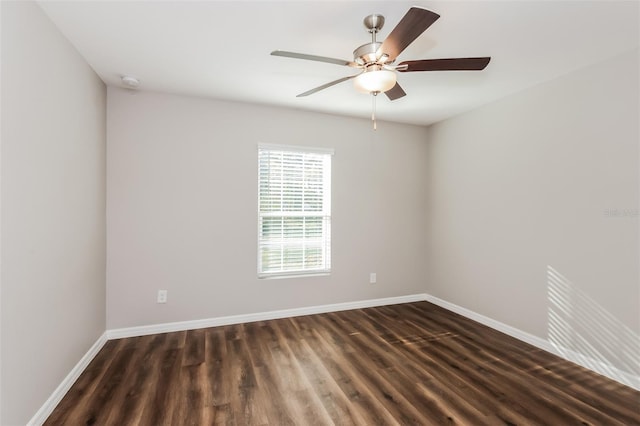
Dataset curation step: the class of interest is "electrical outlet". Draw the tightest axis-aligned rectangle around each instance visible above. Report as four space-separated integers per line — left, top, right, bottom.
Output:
370 273 377 284
157 289 168 304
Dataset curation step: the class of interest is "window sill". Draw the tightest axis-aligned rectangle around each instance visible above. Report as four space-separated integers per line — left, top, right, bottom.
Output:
258 271 331 280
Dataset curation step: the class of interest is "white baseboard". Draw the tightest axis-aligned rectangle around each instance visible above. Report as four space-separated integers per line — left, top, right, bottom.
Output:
28 332 108 426
106 293 426 340
423 294 640 391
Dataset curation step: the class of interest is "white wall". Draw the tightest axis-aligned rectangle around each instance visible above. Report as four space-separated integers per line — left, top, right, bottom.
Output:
425 49 639 377
0 2 106 424
107 88 429 329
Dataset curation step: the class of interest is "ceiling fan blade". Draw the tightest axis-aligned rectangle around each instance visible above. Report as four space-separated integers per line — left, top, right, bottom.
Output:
296 75 358 97
398 57 491 72
271 50 359 68
385 82 406 101
378 8 440 62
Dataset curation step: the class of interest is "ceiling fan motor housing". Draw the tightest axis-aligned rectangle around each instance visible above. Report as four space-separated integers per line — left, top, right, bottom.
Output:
353 42 382 66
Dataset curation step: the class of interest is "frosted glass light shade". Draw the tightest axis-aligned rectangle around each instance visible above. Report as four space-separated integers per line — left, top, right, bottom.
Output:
353 69 397 94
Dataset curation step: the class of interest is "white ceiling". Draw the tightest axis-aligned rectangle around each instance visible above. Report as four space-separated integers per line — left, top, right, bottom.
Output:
38 1 639 126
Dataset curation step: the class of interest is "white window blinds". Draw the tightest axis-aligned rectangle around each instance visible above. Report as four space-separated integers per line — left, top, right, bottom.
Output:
258 145 332 278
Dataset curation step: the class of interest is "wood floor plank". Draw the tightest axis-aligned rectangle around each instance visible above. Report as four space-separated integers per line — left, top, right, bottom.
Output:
205 327 233 409
226 323 272 425
268 318 339 426
138 346 183 426
45 302 640 425
104 333 167 426
287 327 366 425
183 328 206 367
170 363 207 426
242 322 296 425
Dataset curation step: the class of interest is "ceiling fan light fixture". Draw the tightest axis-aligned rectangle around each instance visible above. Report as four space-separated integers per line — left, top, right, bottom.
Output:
353 69 396 94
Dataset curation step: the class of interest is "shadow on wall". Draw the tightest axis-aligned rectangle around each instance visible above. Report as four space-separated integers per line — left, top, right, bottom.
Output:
547 265 640 388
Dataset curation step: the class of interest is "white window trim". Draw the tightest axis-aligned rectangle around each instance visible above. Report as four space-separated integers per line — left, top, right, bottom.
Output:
257 144 333 279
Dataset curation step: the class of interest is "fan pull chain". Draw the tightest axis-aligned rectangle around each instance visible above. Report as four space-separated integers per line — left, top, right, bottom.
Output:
372 92 377 131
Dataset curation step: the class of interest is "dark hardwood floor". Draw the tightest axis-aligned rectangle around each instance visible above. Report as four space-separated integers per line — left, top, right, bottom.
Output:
45 302 640 425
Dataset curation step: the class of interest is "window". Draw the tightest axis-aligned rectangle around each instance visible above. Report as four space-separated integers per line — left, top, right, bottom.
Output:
258 144 333 278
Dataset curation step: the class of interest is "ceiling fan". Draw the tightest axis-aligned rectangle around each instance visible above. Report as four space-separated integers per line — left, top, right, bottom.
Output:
271 7 491 101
